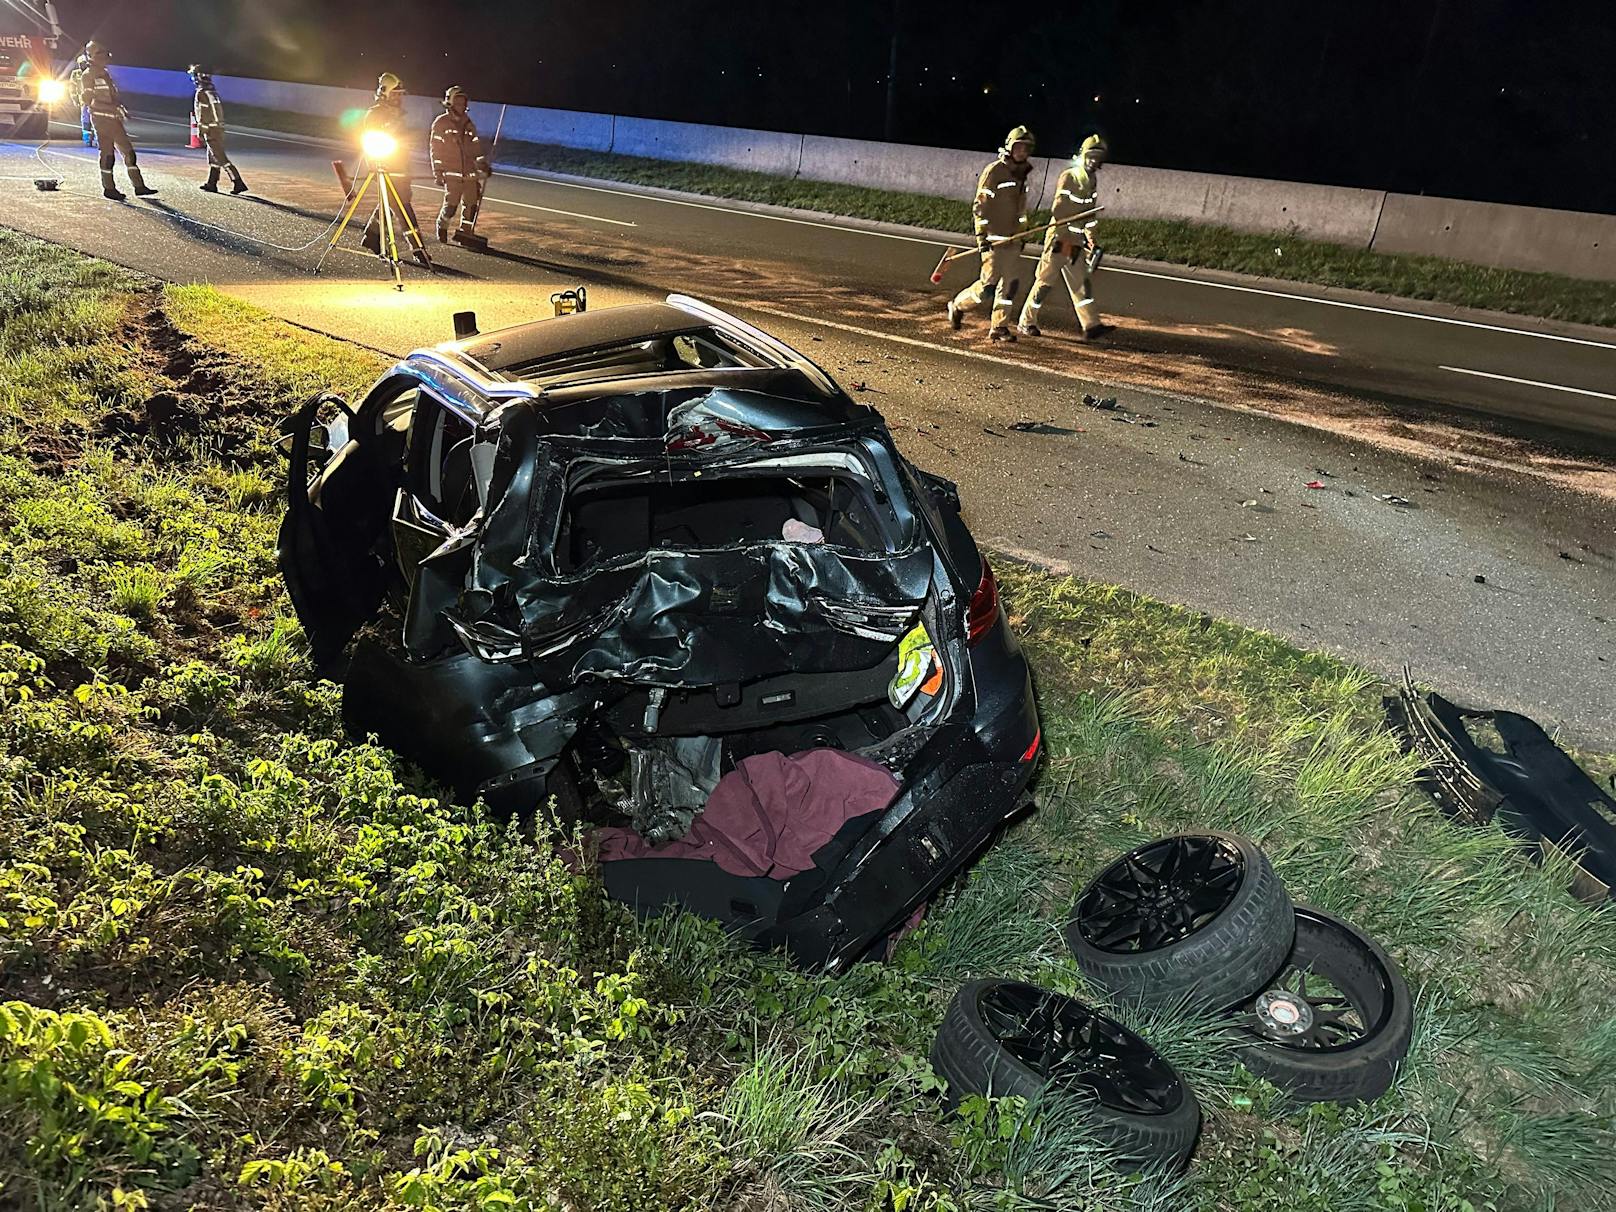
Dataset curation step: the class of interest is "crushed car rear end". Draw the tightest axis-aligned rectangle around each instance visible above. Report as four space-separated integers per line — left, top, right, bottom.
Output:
277 297 1039 970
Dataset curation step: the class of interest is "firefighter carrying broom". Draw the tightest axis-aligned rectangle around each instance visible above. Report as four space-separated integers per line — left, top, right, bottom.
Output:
946 125 1036 342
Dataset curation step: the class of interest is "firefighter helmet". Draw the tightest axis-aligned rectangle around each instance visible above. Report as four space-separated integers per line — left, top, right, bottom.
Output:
84 41 109 63
443 85 469 109
376 72 404 100
187 64 212 85
1078 134 1109 162
1002 124 1036 155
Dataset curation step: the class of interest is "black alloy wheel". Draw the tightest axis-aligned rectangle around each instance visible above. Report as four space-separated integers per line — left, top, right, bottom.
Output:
1065 832 1295 1010
930 979 1201 1170
1229 905 1414 1104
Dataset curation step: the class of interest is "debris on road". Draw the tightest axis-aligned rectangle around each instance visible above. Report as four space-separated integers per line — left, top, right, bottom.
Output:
1387 669 1616 906
1179 452 1208 466
1305 480 1326 489
1560 551 1586 565
1380 494 1414 508
1474 574 1487 584
1083 393 1120 411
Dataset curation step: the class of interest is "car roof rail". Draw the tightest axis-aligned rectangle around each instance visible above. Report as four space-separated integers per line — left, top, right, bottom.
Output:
664 294 838 398
408 347 540 401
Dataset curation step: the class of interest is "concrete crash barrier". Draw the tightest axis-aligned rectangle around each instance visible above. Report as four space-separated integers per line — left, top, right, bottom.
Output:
610 115 803 177
798 134 1012 205
1100 164 1387 247
111 64 1616 282
492 104 613 152
1371 193 1616 283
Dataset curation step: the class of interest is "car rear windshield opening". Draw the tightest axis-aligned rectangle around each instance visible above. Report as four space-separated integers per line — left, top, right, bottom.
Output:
558 471 892 571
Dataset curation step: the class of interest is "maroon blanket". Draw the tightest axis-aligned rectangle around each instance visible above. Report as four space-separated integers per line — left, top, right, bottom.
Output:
594 748 899 879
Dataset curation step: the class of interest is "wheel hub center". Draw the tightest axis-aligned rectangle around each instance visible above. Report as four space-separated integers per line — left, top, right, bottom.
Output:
1255 990 1314 1037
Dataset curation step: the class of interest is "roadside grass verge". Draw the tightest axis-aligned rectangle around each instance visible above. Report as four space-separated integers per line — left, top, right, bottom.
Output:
3 225 1615 1210
129 91 1616 329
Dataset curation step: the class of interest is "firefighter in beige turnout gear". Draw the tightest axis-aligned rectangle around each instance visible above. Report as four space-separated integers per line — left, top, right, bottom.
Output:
948 126 1036 342
1019 134 1110 340
430 86 491 245
82 43 155 201
189 66 248 195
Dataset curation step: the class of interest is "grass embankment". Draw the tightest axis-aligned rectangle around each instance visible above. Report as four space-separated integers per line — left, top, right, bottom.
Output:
4 227 1616 1210
129 91 1616 329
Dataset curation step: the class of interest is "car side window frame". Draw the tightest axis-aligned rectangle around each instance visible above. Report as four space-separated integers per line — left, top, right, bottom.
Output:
405 387 478 527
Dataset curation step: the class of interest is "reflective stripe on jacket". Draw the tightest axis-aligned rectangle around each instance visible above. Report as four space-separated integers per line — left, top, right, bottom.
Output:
85 66 122 121
430 111 488 179
194 87 224 131
972 156 1031 238
1047 163 1099 245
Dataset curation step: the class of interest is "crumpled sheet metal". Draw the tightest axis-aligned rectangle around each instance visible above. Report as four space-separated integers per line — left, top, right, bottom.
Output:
440 389 931 687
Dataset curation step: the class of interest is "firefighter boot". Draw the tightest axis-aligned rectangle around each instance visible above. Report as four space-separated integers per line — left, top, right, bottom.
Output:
228 166 248 195
435 216 450 243
101 168 125 201
128 167 158 197
200 167 220 193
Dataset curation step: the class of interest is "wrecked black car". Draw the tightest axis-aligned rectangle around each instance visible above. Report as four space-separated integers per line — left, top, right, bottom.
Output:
277 295 1041 970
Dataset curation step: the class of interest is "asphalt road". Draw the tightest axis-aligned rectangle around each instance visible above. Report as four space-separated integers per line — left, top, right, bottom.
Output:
3 121 1614 745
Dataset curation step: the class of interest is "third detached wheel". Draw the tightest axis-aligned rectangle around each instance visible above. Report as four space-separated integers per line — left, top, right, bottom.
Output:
1227 905 1414 1104
1065 832 1295 1010
930 979 1201 1171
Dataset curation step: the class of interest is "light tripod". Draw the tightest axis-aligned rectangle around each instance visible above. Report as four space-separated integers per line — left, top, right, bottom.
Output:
315 152 432 291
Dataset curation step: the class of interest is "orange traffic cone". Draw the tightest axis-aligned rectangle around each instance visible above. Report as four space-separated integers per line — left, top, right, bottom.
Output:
189 116 201 149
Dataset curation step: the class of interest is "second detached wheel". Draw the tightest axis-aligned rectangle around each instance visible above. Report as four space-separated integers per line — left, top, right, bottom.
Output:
1227 905 1414 1104
1065 832 1295 1011
931 979 1201 1171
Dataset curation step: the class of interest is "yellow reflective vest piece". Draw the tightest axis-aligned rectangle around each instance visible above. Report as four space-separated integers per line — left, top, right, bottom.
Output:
972 156 1032 238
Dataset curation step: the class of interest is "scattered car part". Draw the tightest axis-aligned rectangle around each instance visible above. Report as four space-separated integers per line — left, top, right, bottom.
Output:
1064 832 1295 1010
1227 905 1413 1105
276 296 1040 971
1387 668 1616 905
931 979 1201 1171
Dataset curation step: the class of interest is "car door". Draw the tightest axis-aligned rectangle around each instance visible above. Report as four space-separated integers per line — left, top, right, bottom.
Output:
277 381 416 666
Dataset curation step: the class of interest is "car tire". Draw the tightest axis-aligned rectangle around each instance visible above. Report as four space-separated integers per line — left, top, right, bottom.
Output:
930 979 1201 1171
1065 832 1294 1011
1227 905 1413 1104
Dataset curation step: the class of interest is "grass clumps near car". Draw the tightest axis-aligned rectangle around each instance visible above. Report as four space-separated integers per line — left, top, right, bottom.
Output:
3 225 1615 1210
127 91 1616 330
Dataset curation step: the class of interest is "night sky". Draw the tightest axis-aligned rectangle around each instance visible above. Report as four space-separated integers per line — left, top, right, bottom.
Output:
24 0 1616 213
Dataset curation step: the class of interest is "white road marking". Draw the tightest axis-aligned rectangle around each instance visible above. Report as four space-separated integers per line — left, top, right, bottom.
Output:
50 121 636 228
72 115 320 146
1101 266 1616 352
701 296 1096 384
416 183 637 227
521 171 961 248
1439 365 1616 401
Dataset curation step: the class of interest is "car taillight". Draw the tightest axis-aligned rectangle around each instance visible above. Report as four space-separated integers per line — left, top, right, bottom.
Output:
1020 728 1041 763
966 557 1000 646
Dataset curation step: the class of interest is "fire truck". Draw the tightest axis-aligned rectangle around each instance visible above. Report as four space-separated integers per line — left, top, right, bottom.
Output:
0 13 62 141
